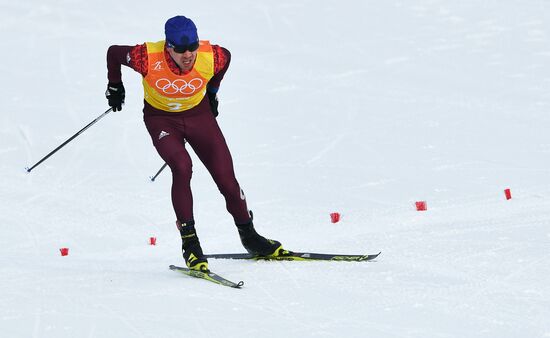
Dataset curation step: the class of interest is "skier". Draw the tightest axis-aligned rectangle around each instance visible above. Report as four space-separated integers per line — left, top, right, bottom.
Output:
105 15 285 272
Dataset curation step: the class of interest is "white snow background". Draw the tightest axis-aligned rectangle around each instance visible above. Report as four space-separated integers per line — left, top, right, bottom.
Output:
1 0 549 337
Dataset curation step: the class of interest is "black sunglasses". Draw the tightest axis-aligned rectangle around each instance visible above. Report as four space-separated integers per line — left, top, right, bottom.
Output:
167 41 199 53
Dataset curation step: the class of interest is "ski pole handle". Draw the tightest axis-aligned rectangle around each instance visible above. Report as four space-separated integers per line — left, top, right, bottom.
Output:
25 107 113 173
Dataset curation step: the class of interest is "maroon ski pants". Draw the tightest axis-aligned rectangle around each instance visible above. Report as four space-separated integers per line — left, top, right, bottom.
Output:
144 108 250 224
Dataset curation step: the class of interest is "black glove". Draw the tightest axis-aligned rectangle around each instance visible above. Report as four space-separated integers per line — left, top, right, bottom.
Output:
105 82 125 112
207 91 219 117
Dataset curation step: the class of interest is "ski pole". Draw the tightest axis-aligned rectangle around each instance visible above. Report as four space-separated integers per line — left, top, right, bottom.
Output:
150 162 168 181
25 107 113 173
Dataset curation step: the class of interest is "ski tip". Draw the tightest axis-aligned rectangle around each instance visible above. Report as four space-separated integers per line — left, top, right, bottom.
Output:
358 251 381 261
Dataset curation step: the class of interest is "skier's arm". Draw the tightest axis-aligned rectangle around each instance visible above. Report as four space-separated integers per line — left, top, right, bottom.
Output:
207 46 230 93
207 46 231 117
107 44 148 82
105 44 148 111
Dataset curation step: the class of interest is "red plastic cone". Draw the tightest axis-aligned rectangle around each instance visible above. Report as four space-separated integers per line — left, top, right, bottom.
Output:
504 189 512 200
415 201 427 211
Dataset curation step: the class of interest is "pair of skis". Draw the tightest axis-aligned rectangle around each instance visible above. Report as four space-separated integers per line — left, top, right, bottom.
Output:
169 250 381 288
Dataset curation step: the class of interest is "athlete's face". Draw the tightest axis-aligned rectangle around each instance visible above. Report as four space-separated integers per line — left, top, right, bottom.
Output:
167 47 197 72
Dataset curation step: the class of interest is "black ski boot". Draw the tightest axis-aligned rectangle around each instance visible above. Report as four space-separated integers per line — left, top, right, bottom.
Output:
176 220 209 272
236 218 286 257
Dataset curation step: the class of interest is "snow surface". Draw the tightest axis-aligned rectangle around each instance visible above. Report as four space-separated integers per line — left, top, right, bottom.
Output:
2 0 550 337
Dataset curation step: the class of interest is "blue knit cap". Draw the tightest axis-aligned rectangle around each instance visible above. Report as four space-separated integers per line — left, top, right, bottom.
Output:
165 16 198 47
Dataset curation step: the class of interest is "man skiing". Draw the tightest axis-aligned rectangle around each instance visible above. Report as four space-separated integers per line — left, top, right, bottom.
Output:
105 15 285 272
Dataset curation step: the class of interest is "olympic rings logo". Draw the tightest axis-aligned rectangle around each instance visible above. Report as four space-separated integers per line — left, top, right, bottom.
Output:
155 78 204 95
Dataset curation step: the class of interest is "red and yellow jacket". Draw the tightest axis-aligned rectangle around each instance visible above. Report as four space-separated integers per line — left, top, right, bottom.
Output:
142 40 213 112
106 41 230 114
